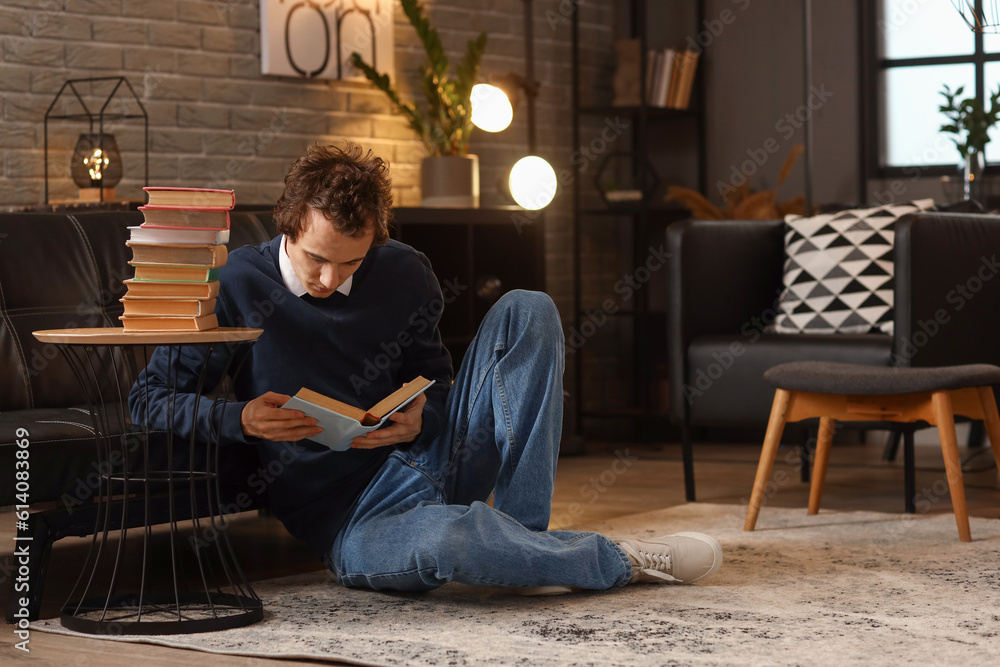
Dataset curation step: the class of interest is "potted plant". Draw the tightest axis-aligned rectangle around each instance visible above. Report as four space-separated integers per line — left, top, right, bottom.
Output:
664 145 806 219
350 0 487 207
939 83 1000 202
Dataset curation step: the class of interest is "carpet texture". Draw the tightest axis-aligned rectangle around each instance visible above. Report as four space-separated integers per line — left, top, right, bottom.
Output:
33 503 1000 666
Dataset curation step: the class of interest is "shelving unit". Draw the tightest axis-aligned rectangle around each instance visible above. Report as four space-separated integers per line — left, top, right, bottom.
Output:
571 0 706 439
392 206 545 371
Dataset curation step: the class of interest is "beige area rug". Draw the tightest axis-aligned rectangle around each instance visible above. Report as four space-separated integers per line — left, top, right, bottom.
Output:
33 503 1000 666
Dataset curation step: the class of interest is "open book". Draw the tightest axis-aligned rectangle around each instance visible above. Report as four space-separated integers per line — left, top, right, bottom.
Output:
281 376 435 451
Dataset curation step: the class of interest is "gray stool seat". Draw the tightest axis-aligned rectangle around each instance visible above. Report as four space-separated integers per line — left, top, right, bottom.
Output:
746 360 1000 542
764 361 1000 396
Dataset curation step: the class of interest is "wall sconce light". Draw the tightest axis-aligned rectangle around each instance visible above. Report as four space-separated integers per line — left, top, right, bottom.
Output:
44 77 148 205
471 83 514 133
470 0 557 210
509 156 557 210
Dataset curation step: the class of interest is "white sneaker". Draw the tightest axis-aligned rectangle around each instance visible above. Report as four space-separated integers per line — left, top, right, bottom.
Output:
616 532 723 584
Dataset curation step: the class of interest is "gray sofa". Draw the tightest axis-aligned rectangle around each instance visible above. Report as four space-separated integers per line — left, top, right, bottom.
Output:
667 211 1000 501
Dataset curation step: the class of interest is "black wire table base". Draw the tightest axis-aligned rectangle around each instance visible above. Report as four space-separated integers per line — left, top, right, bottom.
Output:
60 592 263 635
32 328 264 636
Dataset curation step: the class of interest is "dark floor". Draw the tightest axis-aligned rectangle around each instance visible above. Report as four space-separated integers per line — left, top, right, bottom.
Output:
1 436 997 664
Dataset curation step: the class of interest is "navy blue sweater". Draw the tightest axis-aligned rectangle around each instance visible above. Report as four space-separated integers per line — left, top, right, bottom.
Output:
129 236 453 558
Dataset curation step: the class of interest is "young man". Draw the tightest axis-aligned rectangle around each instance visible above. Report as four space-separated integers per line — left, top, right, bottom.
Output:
130 143 723 594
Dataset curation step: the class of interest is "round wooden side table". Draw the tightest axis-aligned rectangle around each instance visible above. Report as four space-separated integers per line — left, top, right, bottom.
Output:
32 327 264 635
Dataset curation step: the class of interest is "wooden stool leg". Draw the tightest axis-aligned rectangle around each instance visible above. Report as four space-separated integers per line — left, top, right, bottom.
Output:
903 430 916 514
931 391 972 542
808 416 835 515
745 389 794 531
976 387 1000 473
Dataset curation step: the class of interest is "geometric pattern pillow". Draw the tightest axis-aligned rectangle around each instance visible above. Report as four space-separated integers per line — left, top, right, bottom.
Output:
774 199 935 335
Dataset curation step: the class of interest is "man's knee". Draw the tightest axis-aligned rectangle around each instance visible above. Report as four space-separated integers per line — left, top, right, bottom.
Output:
497 290 561 332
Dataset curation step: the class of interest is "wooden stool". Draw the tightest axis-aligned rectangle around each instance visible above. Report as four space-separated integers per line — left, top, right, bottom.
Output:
744 361 1000 542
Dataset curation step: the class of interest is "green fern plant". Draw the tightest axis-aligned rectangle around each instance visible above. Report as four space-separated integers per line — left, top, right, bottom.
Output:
939 83 1000 158
349 0 487 157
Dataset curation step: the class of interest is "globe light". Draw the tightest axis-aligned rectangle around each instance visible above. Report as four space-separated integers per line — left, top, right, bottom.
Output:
509 156 557 210
70 133 123 188
471 83 514 132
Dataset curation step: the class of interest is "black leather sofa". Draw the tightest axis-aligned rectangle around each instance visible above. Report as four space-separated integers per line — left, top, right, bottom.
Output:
667 211 1000 500
0 209 277 621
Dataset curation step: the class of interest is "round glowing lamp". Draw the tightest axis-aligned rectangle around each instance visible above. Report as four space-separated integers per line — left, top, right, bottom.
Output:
70 133 123 189
509 155 557 210
471 83 514 133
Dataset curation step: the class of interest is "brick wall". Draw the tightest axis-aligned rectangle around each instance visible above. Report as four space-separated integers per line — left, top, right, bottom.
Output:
2 0 620 315
1 0 628 425
2 0 421 207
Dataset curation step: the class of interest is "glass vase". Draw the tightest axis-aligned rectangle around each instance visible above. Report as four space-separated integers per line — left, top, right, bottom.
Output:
961 149 985 204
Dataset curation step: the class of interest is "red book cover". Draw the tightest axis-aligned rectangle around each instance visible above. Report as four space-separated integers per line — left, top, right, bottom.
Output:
142 187 236 210
138 207 231 230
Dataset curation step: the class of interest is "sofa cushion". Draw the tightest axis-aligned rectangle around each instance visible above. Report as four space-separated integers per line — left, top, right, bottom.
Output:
0 214 138 412
774 199 935 335
684 332 892 425
0 404 154 506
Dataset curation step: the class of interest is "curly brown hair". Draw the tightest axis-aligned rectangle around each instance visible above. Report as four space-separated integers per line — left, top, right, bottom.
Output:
274 143 393 245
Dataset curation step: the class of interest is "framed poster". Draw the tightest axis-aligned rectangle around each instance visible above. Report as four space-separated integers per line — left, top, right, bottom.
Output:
260 0 394 81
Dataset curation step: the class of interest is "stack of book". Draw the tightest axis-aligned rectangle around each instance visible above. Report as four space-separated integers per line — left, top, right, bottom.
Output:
120 187 235 332
612 39 700 110
645 47 700 110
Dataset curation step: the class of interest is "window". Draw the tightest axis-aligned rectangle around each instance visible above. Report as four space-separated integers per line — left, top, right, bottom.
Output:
868 0 1000 174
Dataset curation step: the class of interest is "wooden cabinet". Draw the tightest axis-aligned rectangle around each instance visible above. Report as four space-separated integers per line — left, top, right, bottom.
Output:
392 206 545 370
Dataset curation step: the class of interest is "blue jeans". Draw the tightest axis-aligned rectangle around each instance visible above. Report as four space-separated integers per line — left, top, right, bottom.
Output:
325 290 631 591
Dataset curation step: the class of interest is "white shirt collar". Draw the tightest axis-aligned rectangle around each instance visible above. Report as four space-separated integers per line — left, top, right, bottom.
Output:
278 234 353 297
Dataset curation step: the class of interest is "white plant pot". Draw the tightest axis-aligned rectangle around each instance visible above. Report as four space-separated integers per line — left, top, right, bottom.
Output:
421 155 480 208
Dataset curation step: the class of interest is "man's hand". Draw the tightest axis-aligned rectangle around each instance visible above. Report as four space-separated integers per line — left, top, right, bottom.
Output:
351 391 426 449
241 391 322 442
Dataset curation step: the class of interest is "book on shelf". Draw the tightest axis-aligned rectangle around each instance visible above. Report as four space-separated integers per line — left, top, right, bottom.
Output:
139 207 231 230
128 226 230 245
120 297 217 317
646 49 663 106
624 46 698 110
683 50 701 108
645 48 659 105
281 376 436 451
668 50 700 110
142 187 235 210
131 265 221 283
665 50 683 107
123 279 220 299
652 49 676 108
605 190 644 204
126 241 228 268
119 313 219 332
613 43 701 110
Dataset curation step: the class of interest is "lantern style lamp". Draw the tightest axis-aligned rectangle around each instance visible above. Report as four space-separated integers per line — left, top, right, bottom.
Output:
44 77 147 205
70 133 124 196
